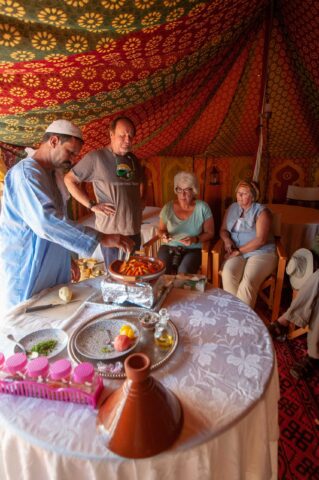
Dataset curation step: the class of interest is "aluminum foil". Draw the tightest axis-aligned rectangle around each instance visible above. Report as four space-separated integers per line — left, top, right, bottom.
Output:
101 275 164 309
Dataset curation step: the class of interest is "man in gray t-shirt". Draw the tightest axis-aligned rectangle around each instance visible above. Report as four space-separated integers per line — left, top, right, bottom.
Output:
64 116 145 268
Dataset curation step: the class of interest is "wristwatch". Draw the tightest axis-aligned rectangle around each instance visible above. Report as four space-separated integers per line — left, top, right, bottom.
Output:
88 200 97 210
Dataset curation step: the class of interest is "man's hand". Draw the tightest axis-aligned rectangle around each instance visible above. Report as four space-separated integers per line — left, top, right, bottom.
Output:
91 203 116 216
100 234 134 252
71 258 81 282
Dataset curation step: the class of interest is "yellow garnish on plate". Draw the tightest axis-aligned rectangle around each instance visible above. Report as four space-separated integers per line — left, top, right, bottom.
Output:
119 325 135 339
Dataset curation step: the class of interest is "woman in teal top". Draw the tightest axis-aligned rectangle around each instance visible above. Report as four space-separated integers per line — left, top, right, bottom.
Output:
158 171 214 274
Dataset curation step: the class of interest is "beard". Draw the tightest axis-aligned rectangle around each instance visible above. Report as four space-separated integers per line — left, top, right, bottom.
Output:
61 161 72 172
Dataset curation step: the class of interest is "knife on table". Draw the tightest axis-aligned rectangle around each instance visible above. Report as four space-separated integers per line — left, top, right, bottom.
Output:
153 282 174 312
25 300 78 313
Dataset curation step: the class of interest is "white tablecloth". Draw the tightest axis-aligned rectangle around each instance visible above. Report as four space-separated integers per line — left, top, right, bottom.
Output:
80 206 160 261
267 204 319 258
0 279 279 480
140 205 161 245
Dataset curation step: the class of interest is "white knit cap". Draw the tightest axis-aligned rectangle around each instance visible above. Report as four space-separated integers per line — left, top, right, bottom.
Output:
286 248 314 290
45 120 83 140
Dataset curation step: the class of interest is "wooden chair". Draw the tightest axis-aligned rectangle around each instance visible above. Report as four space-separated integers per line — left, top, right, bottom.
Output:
211 214 287 322
286 185 319 208
143 235 212 280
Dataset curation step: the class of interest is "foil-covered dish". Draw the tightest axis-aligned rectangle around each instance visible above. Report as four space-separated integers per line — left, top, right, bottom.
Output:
101 274 166 309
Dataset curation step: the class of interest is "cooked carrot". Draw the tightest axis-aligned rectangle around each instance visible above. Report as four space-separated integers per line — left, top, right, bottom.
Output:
117 257 161 276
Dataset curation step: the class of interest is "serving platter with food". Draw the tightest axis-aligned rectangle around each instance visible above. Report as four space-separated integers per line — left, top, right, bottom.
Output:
74 320 139 360
13 328 68 359
108 255 165 283
68 308 178 379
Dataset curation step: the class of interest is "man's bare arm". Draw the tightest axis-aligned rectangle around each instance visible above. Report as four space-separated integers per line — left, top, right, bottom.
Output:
64 170 115 215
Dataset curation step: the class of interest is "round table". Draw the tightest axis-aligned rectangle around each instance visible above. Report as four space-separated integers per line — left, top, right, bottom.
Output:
0 280 279 480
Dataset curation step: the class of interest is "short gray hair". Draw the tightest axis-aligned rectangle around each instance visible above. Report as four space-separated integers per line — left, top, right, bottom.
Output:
174 171 199 196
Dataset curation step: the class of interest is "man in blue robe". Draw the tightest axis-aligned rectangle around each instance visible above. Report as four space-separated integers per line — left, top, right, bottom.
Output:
0 120 133 313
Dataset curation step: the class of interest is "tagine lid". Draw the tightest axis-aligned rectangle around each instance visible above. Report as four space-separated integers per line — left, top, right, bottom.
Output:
97 352 183 458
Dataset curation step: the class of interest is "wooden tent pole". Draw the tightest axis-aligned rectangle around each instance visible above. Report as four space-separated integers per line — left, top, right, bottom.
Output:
253 0 274 192
203 154 207 201
258 0 274 116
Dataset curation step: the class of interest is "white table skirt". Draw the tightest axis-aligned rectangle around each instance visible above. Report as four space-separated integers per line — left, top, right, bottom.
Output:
0 280 279 480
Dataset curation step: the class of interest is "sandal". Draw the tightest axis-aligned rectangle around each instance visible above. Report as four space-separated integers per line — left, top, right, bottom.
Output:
290 356 319 380
268 320 289 342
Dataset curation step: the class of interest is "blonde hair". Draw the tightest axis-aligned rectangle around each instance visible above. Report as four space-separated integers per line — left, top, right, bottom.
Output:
174 171 199 196
235 180 260 201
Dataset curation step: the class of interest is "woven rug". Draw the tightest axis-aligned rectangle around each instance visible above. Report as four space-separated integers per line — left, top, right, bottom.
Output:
274 335 319 479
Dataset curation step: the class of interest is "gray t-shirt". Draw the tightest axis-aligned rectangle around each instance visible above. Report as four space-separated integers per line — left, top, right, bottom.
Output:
72 148 143 235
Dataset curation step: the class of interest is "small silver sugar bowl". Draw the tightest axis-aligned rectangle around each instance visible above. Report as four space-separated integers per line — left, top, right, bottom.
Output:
138 311 159 331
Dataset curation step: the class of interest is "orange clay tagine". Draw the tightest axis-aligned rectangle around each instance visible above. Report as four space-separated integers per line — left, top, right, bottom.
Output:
97 352 183 458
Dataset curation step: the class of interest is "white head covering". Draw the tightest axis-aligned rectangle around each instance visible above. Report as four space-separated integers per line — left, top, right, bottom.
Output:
286 248 314 290
45 120 83 141
24 147 36 157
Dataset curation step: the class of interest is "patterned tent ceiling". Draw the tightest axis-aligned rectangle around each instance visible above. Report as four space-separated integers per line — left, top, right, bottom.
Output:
0 0 318 160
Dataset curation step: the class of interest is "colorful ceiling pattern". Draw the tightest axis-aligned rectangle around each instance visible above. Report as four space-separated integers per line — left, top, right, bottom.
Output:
0 0 318 161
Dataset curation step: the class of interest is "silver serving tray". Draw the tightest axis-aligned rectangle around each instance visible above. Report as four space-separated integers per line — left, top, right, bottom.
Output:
68 307 178 379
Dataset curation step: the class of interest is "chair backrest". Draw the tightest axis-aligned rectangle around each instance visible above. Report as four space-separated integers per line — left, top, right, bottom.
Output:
286 185 319 207
270 211 282 237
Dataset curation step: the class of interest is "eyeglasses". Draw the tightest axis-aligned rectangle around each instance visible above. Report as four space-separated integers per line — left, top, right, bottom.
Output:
175 187 193 194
